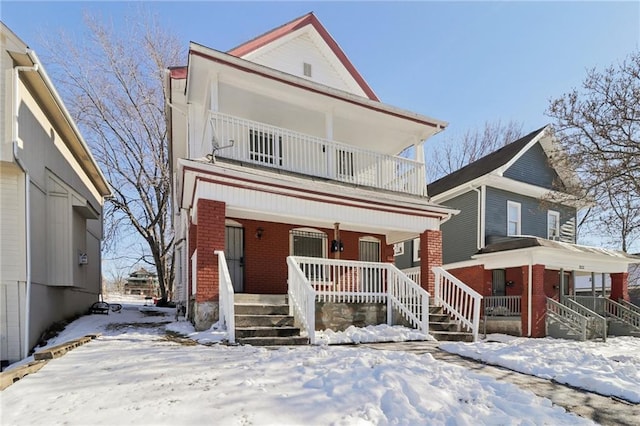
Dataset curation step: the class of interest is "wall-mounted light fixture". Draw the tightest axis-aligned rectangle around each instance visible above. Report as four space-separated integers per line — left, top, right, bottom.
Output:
256 227 264 240
506 280 515 287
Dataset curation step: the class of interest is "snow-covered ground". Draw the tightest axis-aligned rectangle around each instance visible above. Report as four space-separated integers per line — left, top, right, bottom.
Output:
0 300 592 425
441 334 640 403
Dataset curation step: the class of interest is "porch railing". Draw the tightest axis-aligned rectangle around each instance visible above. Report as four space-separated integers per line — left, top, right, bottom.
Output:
484 295 521 317
287 256 430 344
547 298 589 341
208 111 426 196
401 266 421 284
215 250 235 344
432 267 482 342
563 298 606 341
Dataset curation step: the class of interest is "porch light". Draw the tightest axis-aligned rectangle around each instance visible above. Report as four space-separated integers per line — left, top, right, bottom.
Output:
256 227 264 240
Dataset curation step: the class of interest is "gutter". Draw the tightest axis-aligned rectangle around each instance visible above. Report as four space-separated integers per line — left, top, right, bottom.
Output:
13 62 39 359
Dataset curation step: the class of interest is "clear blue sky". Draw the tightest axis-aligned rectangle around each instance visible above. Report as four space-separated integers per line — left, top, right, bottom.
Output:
3 1 638 140
2 1 639 266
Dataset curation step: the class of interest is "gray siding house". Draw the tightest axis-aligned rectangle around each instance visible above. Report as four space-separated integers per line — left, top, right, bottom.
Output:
400 126 639 338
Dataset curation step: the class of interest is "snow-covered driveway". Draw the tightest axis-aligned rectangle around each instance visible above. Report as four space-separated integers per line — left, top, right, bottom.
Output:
0 303 591 425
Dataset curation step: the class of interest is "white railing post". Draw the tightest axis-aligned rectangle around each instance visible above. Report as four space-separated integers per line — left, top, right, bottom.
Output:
214 250 235 344
386 266 393 326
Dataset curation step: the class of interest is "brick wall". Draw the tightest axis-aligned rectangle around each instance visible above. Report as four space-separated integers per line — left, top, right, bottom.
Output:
195 199 225 303
232 218 390 294
447 265 491 296
519 264 547 337
610 272 629 302
419 230 442 294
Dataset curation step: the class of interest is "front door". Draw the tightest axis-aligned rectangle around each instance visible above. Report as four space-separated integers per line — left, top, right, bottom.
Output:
492 269 506 296
225 226 244 292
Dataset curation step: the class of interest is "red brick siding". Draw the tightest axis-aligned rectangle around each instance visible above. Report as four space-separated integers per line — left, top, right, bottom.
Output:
610 272 629 302
231 218 390 294
447 265 491 297
419 230 442 294
188 223 197 299
195 200 225 303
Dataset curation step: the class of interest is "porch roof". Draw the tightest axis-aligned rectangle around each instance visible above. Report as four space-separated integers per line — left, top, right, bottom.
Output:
179 158 458 244
472 236 640 273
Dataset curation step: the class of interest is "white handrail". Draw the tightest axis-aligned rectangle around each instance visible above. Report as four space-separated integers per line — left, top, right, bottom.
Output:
287 256 430 339
400 266 421 284
208 111 426 196
432 266 482 341
287 257 316 344
215 250 235 344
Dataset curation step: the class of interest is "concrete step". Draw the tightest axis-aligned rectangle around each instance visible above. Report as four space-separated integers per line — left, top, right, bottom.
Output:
429 305 444 314
429 321 459 332
430 330 474 342
429 313 451 323
235 314 294 328
237 336 309 346
236 326 301 338
235 304 289 316
234 294 287 304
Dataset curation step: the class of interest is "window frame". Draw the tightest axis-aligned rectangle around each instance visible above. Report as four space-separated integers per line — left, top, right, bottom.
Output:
413 238 420 262
393 242 405 256
547 210 560 240
507 201 521 236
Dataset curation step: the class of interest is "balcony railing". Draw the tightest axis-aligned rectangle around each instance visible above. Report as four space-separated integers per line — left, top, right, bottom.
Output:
207 111 426 196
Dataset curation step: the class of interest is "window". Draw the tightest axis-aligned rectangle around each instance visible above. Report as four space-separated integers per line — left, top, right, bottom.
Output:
393 242 405 256
507 201 521 236
290 228 327 281
548 210 560 240
303 62 312 77
413 238 420 262
249 129 283 166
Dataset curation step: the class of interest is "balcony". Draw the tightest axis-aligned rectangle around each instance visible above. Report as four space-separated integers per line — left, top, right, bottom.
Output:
207 112 426 196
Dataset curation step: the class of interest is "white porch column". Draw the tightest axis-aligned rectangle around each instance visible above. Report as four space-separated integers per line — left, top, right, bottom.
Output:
325 110 334 179
415 139 426 196
209 72 219 112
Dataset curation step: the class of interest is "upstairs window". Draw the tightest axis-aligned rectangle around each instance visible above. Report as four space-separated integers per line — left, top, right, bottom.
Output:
249 129 283 166
507 201 521 236
548 210 560 240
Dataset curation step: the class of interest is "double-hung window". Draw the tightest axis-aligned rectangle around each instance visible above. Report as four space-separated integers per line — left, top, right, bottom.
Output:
548 210 560 240
507 201 521 236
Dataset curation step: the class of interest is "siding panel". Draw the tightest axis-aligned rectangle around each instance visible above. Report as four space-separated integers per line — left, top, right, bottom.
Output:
504 143 562 190
441 191 479 264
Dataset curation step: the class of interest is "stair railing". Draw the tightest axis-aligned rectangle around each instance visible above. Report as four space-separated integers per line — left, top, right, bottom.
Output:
563 298 606 341
215 250 235 344
432 267 482 342
287 257 317 344
619 299 640 316
605 299 640 330
546 298 588 341
287 257 430 343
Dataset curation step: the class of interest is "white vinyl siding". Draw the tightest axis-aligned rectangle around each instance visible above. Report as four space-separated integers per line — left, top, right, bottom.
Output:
548 210 560 240
242 31 366 97
0 281 27 362
0 168 26 282
507 201 521 236
46 174 73 286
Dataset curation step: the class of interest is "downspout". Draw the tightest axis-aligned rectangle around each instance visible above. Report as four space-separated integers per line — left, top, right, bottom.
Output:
528 255 533 337
470 186 482 250
13 62 39 358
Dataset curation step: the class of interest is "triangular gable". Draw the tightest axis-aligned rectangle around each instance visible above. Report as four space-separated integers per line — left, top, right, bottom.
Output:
227 12 379 101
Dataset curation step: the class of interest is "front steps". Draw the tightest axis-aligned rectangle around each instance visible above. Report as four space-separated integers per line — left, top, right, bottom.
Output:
429 305 474 342
234 294 308 346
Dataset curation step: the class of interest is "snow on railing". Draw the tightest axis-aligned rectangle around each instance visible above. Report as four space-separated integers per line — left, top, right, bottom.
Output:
215 250 235 344
287 256 430 343
207 111 426 196
432 267 482 342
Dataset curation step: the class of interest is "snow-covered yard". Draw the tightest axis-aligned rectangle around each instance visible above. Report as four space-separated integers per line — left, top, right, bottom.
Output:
1 299 596 425
441 334 640 404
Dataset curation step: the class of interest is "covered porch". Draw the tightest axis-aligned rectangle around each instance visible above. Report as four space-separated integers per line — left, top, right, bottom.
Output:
178 157 457 335
445 237 640 339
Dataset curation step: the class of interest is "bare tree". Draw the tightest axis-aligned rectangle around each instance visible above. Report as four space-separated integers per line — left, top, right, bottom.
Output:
428 120 524 181
42 10 184 301
547 51 640 252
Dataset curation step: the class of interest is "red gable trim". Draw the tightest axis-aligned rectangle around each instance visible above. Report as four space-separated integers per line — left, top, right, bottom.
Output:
170 66 187 79
190 49 439 128
227 12 379 102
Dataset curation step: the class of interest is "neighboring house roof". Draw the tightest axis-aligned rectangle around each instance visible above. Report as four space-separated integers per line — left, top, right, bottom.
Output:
2 22 111 197
227 12 379 101
428 126 548 197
